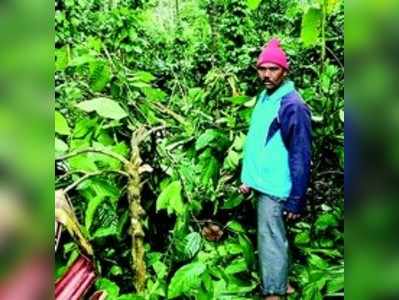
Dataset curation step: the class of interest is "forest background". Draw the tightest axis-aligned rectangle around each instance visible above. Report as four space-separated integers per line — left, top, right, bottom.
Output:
55 0 344 299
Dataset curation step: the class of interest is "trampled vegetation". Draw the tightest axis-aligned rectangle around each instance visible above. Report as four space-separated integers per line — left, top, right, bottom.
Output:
55 0 344 299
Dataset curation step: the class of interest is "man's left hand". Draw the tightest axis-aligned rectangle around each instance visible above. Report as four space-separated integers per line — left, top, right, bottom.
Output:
284 211 300 220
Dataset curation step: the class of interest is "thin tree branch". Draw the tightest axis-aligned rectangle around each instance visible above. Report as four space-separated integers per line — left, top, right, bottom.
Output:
56 148 129 165
326 45 344 69
141 125 169 142
316 170 344 177
102 44 117 72
64 170 129 193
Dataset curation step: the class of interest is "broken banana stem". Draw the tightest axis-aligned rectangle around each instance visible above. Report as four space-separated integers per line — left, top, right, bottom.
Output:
55 255 96 300
55 190 93 256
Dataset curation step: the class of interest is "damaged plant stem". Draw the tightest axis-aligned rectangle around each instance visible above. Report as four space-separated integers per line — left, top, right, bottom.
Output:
56 127 159 293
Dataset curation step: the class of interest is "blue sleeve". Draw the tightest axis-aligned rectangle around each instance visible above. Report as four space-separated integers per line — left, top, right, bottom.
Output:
279 96 312 214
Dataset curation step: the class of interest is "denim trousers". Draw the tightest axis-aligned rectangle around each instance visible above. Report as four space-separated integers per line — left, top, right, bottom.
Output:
257 192 290 295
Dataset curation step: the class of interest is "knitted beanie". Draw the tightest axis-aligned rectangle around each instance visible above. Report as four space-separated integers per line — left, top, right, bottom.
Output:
256 38 289 70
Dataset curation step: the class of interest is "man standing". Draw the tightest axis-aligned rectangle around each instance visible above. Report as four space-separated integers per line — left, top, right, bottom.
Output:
239 38 312 300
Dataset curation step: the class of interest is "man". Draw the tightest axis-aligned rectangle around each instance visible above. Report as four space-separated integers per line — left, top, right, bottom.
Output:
239 38 312 300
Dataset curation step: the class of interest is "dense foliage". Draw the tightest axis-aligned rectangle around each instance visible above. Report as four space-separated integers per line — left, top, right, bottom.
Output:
55 0 344 299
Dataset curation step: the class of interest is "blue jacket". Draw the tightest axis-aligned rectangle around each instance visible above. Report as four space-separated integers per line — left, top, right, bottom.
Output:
241 80 312 214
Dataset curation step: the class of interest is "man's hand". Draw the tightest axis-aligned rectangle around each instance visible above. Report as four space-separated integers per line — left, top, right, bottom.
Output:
239 184 251 194
283 211 300 220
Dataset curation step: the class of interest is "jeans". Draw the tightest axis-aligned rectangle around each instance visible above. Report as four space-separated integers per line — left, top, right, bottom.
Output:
257 192 289 295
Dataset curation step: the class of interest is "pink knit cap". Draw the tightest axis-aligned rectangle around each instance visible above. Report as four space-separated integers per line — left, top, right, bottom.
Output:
256 38 289 70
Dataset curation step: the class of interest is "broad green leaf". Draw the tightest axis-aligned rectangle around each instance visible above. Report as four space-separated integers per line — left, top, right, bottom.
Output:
308 254 329 269
55 111 70 135
146 278 166 297
55 47 69 71
324 64 339 77
147 252 162 265
167 261 206 299
131 81 151 88
238 234 255 268
188 87 206 102
76 98 128 120
97 131 114 145
156 180 184 215
69 54 95 66
199 151 219 187
85 195 107 233
169 185 184 215
87 36 102 52
231 133 246 151
69 140 90 154
182 232 202 259
195 129 220 151
110 265 123 276
295 230 310 245
225 241 243 255
197 289 212 300
301 8 322 47
326 273 344 294
224 276 258 293
310 248 342 258
303 282 324 300
179 163 197 189
247 0 262 10
244 97 256 107
315 213 338 231
198 282 213 300
132 71 155 83
91 142 128 171
90 178 120 202
142 87 167 102
55 138 68 155
222 194 244 209
113 142 129 157
223 150 240 171
225 258 247 274
216 244 229 257
95 278 120 298
72 118 97 138
173 211 190 241
68 155 98 172
320 238 334 248
199 271 213 298
139 103 159 125
92 226 118 239
153 261 168 279
89 60 111 92
63 242 77 254
226 221 246 233
189 200 202 216
227 95 250 105
212 279 227 299
91 202 119 239
321 73 331 93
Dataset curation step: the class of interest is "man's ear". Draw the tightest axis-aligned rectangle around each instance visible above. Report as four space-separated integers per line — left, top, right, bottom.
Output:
283 70 288 78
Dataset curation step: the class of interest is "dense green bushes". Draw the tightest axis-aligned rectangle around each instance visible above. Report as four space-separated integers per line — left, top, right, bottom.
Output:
55 0 343 299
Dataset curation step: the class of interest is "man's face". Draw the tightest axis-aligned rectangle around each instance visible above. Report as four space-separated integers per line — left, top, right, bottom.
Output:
257 62 287 92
